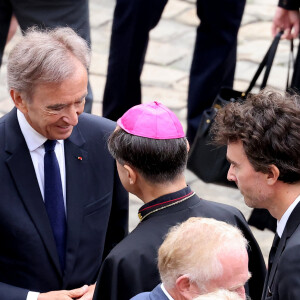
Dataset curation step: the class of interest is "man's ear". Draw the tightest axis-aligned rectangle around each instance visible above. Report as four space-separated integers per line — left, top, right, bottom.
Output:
10 90 28 114
266 164 280 185
175 275 199 300
123 164 137 185
186 140 190 153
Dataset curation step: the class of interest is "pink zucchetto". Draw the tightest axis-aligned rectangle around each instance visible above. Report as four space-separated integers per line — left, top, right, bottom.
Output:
117 101 185 139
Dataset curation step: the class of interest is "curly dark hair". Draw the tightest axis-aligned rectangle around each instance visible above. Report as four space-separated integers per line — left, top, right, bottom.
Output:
108 128 188 184
211 89 300 183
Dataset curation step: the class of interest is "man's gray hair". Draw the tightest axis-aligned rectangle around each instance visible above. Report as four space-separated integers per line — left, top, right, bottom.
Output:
7 27 90 100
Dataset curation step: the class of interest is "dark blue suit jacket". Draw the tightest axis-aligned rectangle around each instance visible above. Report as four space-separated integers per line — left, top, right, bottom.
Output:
262 201 300 300
0 108 128 299
131 285 168 300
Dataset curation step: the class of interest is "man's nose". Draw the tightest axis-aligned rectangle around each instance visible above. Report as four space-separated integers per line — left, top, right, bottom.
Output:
62 105 81 126
227 165 236 182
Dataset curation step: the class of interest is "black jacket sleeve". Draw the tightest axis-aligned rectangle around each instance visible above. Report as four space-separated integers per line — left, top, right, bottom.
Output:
278 0 300 10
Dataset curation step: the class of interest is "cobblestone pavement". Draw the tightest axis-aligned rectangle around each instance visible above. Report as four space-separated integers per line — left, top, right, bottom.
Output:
0 0 288 262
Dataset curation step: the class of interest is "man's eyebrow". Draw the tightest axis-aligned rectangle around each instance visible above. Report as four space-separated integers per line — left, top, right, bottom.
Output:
46 93 87 110
226 156 234 164
76 93 88 101
46 103 67 110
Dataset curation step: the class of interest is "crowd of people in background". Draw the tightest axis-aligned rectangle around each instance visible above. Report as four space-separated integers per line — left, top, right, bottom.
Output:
0 0 300 299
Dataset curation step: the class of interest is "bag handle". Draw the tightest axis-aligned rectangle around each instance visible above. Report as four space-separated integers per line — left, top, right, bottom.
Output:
286 39 294 91
245 31 283 95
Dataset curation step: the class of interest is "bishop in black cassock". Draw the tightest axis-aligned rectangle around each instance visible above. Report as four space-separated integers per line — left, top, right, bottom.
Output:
92 101 266 300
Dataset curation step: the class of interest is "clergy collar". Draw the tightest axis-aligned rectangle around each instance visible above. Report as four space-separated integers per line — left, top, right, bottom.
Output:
138 186 195 222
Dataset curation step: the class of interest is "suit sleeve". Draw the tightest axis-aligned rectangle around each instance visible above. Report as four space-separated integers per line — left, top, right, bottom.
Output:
277 244 300 299
102 164 129 259
278 0 300 10
232 211 267 300
0 282 28 300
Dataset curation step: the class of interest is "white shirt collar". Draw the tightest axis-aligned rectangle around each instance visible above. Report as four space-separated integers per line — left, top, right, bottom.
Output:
161 283 174 300
17 109 63 151
277 195 300 238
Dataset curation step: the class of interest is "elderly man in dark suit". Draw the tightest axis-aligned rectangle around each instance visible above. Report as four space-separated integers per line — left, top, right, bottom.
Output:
212 89 300 300
0 0 93 113
0 27 128 300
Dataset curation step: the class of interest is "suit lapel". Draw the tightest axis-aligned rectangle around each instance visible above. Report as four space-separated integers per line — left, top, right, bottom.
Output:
265 201 300 298
265 231 286 297
63 125 88 285
5 109 62 276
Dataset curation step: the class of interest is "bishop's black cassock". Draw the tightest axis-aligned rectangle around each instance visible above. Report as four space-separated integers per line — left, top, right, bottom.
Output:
93 186 266 300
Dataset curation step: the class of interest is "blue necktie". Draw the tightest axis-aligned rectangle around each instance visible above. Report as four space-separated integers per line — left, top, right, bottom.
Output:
44 139 66 271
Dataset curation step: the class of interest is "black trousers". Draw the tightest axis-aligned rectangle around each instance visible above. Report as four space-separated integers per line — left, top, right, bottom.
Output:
103 0 246 144
0 0 93 113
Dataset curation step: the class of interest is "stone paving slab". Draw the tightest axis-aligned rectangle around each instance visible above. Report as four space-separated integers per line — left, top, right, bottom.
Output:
162 0 192 19
145 41 189 66
239 21 274 41
172 77 189 93
175 7 199 27
171 28 197 47
150 19 192 42
90 23 112 54
171 57 193 75
244 4 275 22
89 7 113 28
90 52 108 75
141 64 187 88
142 86 187 110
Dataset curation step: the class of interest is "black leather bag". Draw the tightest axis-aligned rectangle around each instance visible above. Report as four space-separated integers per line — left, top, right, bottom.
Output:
187 31 291 187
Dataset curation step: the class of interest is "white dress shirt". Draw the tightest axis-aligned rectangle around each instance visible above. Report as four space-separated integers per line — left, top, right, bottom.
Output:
277 195 300 238
17 109 66 300
161 283 174 300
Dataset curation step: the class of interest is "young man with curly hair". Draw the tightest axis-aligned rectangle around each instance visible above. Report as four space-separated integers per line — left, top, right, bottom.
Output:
212 90 300 300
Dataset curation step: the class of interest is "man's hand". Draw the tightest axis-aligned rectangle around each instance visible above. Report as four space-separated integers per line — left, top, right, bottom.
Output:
76 284 95 300
38 285 89 300
272 7 300 39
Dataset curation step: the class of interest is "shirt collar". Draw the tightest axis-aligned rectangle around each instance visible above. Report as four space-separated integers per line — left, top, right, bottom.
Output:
17 109 63 151
277 194 300 238
161 283 174 300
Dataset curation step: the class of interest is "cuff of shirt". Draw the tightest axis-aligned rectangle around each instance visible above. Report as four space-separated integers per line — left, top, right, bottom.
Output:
27 291 40 300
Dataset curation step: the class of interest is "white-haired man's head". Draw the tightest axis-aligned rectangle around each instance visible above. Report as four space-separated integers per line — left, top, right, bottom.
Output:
158 217 250 300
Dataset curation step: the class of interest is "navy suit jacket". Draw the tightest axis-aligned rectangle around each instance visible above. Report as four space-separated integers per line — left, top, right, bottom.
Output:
0 108 128 299
131 285 168 300
262 201 300 300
